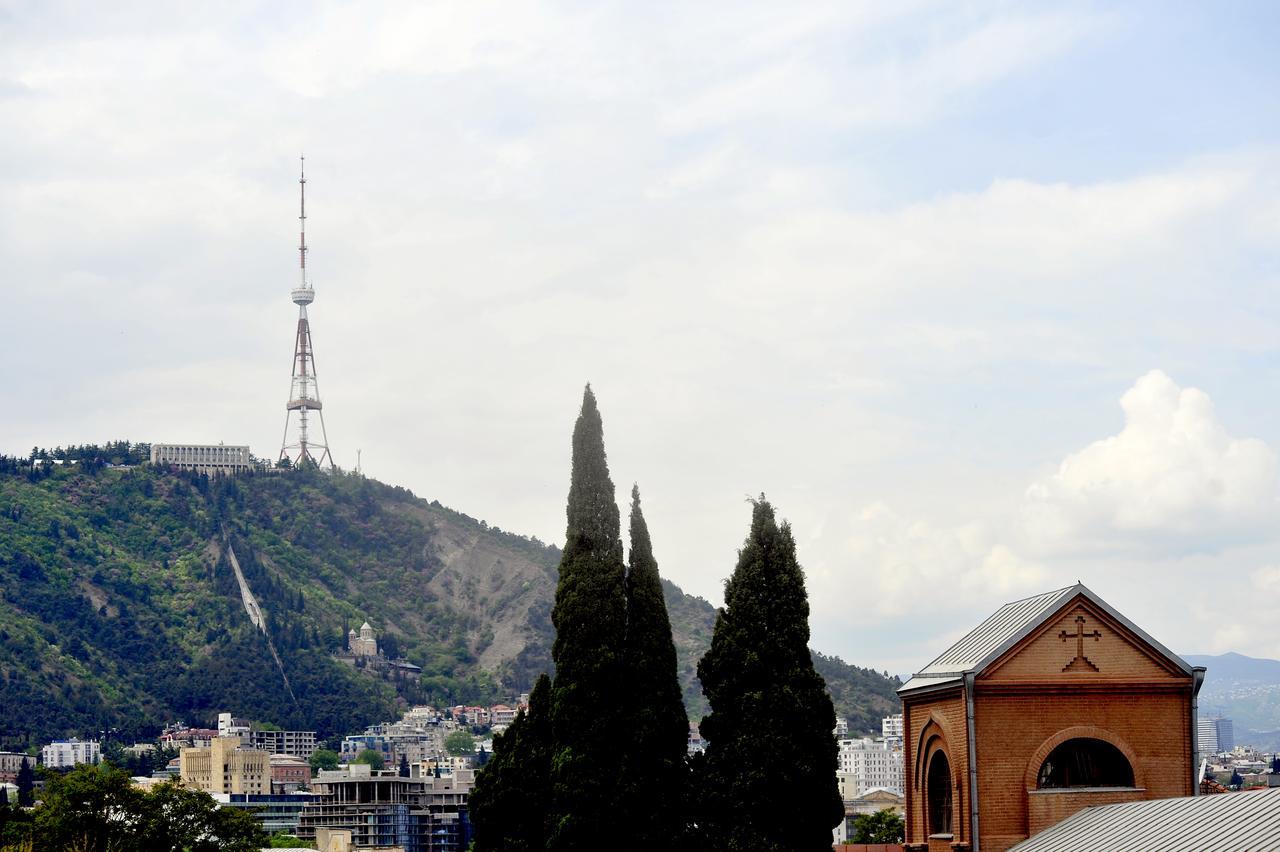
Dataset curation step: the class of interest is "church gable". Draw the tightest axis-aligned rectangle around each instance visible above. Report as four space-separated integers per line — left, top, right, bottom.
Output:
980 597 1186 683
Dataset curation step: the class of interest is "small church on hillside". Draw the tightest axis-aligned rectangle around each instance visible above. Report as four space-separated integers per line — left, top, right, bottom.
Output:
898 583 1205 852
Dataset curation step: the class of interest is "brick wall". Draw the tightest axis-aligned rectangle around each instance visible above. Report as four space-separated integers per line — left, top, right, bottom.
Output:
903 687 968 846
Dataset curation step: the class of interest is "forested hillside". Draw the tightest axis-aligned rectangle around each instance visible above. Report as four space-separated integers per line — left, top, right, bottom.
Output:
0 447 899 747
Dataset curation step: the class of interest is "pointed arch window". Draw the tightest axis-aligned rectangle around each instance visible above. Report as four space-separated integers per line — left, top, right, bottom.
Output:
927 750 952 835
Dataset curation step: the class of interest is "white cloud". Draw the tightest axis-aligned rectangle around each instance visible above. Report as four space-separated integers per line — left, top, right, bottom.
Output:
1022 371 1279 555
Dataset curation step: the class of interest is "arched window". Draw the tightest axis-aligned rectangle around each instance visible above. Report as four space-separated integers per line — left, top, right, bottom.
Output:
1036 738 1134 788
927 750 952 835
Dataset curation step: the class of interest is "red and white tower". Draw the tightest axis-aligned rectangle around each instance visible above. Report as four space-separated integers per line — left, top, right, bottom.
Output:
279 157 334 469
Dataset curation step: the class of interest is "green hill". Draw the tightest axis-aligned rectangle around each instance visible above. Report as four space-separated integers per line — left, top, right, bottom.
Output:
0 449 899 747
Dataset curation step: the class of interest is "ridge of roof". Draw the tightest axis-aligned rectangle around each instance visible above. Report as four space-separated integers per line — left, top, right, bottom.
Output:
898 583 1192 696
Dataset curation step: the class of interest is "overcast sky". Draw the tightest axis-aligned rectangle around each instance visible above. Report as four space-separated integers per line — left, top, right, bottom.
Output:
4 1 1280 678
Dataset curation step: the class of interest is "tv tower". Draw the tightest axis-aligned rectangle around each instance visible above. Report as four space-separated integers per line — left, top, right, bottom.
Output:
279 156 334 469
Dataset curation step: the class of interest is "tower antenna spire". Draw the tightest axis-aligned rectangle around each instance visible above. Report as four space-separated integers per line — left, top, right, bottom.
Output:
280 157 334 471
299 155 308 287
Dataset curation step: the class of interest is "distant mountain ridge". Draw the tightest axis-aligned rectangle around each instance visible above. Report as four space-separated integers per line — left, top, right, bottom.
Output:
0 459 899 746
1184 651 1280 751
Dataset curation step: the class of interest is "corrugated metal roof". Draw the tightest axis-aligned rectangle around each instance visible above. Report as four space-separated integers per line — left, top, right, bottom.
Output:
918 585 1076 675
898 583 1194 697
1008 788 1280 852
897 674 962 694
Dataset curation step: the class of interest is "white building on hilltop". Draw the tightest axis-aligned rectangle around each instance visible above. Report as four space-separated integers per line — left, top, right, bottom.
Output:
42 739 100 769
150 443 252 474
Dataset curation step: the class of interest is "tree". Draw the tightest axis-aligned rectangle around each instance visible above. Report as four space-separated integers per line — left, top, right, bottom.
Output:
694 497 843 851
470 674 553 852
398 753 410 777
1230 769 1244 788
849 808 904 843
309 748 339 773
33 762 147 851
616 484 690 847
445 730 476 757
355 749 385 770
15 758 34 807
548 386 629 850
140 780 268 852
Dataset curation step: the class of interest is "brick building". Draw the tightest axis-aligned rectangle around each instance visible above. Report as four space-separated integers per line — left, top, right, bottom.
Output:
898 583 1205 852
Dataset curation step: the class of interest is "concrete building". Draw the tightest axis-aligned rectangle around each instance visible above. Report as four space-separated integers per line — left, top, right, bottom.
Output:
0 752 28 783
883 713 905 746
349 621 378 657
180 736 269 795
218 713 251 740
271 753 313 792
297 764 474 852
837 737 904 797
250 728 318 759
42 739 100 769
150 443 252 474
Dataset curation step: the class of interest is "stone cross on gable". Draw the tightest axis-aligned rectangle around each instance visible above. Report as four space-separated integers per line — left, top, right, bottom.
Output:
1059 613 1101 672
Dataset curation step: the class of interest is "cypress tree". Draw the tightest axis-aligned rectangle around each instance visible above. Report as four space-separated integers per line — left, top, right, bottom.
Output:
548 385 628 850
16 757 34 807
694 496 843 851
618 484 691 847
470 674 553 852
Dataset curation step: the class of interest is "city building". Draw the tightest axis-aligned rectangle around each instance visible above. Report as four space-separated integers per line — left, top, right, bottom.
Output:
213 791 317 835
250 728 318 759
837 737 904 797
297 764 474 852
883 713 905 746
42 739 100 769
150 443 252 474
834 717 849 737
899 583 1204 852
271 754 313 792
687 722 707 755
218 713 251 740
0 752 28 783
180 736 270 795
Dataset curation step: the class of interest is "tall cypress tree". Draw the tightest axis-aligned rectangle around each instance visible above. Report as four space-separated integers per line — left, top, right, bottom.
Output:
618 484 691 847
16 757 34 807
695 496 843 851
548 386 628 850
470 674 553 852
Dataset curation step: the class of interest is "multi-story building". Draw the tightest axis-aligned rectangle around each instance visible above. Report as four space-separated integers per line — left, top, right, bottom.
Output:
882 713 904 745
250 729 318 759
214 791 317 835
834 717 849 738
0 752 29 783
271 754 313 792
42 739 100 769
218 713 251 740
836 737 904 798
180 737 269 795
297 764 474 852
150 443 253 474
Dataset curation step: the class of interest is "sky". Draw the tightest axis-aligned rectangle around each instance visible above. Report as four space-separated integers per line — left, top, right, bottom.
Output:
3 1 1280 678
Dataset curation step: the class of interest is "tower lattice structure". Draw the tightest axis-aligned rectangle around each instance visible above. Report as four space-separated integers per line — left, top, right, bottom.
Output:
279 157 334 469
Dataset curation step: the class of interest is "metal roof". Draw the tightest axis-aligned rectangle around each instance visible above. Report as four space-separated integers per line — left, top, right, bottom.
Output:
898 583 1194 697
1008 788 1280 852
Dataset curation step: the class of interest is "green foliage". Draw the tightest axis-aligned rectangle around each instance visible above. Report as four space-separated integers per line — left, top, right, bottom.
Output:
848 809 904 843
695 497 844 851
267 836 315 848
444 730 476 757
470 674 552 852
308 749 339 772
617 485 690 848
17 764 266 852
354 749 385 771
548 387 629 850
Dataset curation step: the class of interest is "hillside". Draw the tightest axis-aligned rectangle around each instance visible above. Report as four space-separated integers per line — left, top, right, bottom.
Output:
1185 652 1280 751
0 452 899 746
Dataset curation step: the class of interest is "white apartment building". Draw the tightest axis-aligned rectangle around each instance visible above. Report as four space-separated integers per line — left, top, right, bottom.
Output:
837 737 903 798
882 713 904 742
833 717 849 737
42 739 101 769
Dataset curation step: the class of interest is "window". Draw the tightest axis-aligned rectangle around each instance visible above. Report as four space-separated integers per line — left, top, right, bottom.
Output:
1036 738 1134 789
927 750 952 835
